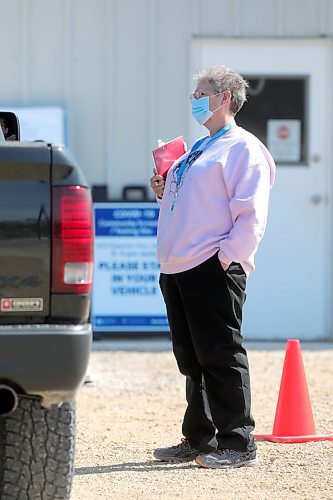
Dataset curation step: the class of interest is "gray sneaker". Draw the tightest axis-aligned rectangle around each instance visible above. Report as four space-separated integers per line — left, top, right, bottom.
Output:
195 448 259 469
153 438 198 462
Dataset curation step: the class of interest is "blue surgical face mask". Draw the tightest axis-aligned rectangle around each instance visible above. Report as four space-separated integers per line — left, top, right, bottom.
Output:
191 96 212 125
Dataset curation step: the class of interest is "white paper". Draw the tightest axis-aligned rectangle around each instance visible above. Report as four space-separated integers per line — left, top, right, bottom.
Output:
267 119 301 162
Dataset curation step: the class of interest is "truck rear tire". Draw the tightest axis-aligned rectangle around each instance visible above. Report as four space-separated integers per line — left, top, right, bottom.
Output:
0 396 76 499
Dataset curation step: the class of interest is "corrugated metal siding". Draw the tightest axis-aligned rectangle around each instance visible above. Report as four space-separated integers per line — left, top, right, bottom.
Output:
65 0 108 186
0 0 332 197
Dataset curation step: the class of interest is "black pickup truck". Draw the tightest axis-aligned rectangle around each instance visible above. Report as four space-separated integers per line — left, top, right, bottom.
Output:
0 112 93 499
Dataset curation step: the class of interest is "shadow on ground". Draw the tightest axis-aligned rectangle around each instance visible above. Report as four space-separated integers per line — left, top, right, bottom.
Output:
75 461 197 475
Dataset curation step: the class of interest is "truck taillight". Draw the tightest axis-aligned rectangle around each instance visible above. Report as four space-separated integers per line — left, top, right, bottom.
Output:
52 186 94 293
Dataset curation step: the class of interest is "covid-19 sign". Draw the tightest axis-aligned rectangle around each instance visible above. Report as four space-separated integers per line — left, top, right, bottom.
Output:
92 203 169 333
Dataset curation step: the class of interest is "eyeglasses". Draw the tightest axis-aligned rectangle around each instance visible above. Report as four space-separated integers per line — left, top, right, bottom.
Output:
0 123 8 129
190 90 221 101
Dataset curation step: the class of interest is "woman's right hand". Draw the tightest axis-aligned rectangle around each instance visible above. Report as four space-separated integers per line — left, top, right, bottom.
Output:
150 168 165 199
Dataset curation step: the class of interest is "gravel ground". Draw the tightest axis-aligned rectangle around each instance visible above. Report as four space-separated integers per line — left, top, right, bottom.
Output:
71 342 333 500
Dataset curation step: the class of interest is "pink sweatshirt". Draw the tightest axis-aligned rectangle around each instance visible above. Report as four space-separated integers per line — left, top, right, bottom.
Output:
156 125 276 275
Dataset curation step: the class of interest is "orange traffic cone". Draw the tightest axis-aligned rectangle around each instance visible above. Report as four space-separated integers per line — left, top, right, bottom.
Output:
255 339 333 443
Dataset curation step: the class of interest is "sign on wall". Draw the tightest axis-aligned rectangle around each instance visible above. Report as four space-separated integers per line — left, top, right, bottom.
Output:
92 202 169 332
2 106 66 144
267 119 301 162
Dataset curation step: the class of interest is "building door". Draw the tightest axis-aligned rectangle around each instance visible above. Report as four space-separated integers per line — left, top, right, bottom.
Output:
190 40 333 340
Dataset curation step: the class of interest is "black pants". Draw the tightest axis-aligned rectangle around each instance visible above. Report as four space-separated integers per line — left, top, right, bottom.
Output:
159 253 256 453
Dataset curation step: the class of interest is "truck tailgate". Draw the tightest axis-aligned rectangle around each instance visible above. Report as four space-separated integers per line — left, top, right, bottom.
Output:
0 143 51 322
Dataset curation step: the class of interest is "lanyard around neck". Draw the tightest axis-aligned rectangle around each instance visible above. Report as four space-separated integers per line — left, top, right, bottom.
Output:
201 119 235 150
176 119 235 186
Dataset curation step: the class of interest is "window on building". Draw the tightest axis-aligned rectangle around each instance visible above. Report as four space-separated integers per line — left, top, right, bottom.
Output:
237 77 308 165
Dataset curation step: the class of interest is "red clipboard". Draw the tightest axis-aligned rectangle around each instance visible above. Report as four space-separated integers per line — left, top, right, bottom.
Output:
152 136 186 179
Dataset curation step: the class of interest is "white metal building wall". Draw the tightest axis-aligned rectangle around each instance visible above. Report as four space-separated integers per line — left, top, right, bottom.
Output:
0 0 332 198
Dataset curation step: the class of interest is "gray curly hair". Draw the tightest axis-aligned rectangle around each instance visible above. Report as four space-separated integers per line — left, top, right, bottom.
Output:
194 65 248 115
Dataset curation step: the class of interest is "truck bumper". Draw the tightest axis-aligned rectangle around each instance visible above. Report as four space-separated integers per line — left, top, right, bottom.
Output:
0 323 92 406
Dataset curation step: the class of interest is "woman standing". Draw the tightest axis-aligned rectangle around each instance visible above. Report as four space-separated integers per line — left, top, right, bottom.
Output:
150 65 275 469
